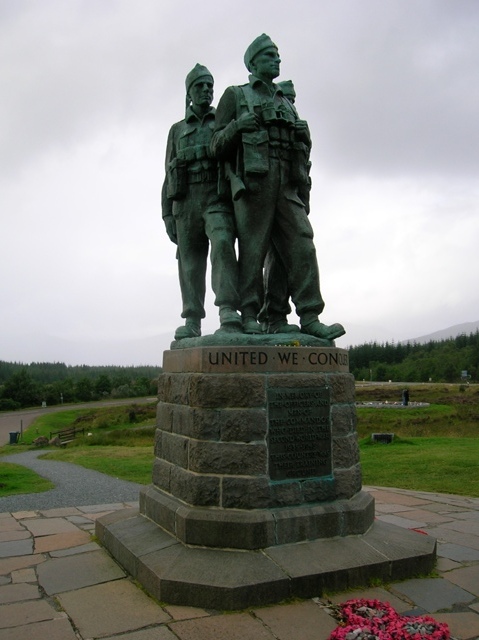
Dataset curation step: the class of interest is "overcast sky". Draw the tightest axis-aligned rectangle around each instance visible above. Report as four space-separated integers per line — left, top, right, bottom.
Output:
1 0 478 366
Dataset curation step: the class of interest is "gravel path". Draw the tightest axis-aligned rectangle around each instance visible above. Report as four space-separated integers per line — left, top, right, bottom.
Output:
0 450 143 511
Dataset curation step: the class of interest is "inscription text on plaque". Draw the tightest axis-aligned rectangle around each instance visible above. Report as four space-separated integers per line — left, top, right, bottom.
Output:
268 387 332 481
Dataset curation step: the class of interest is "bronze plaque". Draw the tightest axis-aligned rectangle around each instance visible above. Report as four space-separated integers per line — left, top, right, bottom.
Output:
268 387 331 480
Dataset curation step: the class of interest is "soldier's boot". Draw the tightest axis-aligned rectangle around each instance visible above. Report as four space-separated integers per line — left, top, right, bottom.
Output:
216 307 243 333
174 317 201 340
242 307 263 334
267 314 300 334
300 317 345 341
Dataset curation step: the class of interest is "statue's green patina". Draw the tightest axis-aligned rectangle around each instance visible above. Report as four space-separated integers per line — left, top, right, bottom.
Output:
163 38 345 342
212 34 344 340
162 65 242 340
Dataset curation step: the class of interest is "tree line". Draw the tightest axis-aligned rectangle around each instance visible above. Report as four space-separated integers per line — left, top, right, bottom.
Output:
0 361 162 410
349 331 479 383
2 331 477 409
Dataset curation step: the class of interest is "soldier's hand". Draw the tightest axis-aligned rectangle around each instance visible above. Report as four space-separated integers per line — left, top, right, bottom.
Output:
236 112 259 132
164 215 177 244
295 119 308 132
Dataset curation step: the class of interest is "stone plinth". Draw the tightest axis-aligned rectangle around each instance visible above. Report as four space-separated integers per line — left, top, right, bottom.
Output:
143 346 372 548
97 344 436 609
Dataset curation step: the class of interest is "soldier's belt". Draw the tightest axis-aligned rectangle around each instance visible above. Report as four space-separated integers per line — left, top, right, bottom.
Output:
187 169 217 184
268 146 293 160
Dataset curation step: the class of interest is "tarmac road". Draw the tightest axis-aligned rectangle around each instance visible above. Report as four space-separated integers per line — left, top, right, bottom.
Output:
0 396 157 445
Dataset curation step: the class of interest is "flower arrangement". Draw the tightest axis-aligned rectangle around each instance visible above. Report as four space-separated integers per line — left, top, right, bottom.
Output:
327 599 450 640
389 615 450 640
339 599 399 628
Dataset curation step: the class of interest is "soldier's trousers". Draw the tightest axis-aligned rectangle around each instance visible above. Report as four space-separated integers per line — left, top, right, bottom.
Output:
173 181 239 320
233 156 325 320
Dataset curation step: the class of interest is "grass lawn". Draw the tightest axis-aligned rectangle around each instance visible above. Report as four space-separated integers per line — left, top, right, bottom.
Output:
1 386 478 498
41 446 154 484
0 462 54 497
360 436 479 497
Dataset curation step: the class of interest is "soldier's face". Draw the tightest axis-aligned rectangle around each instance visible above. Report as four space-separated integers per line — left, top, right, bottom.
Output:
251 47 281 80
189 78 214 108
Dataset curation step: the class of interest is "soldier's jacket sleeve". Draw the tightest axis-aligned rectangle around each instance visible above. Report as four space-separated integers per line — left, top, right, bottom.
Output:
302 123 312 150
161 180 172 219
297 122 312 149
210 87 241 161
161 123 178 219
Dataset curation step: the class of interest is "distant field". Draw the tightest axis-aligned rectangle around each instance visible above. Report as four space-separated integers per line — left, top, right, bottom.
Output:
1 384 478 497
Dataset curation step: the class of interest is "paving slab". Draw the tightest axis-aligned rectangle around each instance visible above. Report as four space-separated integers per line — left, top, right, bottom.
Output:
400 607 430 617
38 507 81 518
0 582 41 604
366 490 430 507
11 568 36 583
376 513 427 529
391 578 475 612
374 503 416 513
398 509 454 524
102 628 178 640
0 599 65 628
0 554 46 576
49 541 99 557
169 612 277 640
78 502 128 513
437 542 479 562
57 578 171 638
0 538 33 558
11 511 37 519
433 611 479 640
0 516 25 532
410 492 479 506
421 503 474 514
22 517 80 536
1 486 479 640
0 530 31 543
34 529 91 553
0 554 45 575
444 565 479 597
65 514 95 525
450 510 479 521
0 616 78 639
37 549 125 594
442 519 479 535
423 525 479 551
253 600 338 640
163 604 211 621
436 557 463 572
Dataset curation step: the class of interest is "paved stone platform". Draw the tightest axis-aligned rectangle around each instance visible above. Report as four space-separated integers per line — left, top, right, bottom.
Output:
1 486 479 639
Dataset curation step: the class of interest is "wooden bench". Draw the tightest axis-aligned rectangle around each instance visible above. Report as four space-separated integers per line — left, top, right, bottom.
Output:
49 426 85 445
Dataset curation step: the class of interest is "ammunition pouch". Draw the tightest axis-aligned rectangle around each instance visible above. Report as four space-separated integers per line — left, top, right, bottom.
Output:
242 130 269 175
166 158 187 200
289 141 310 186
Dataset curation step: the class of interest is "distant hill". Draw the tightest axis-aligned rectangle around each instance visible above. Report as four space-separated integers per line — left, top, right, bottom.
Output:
402 320 479 345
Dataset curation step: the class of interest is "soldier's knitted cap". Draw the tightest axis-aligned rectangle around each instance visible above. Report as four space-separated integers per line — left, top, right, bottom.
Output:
185 64 213 93
244 34 278 71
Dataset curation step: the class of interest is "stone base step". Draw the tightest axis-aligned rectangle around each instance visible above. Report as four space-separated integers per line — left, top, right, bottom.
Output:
96 509 436 610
